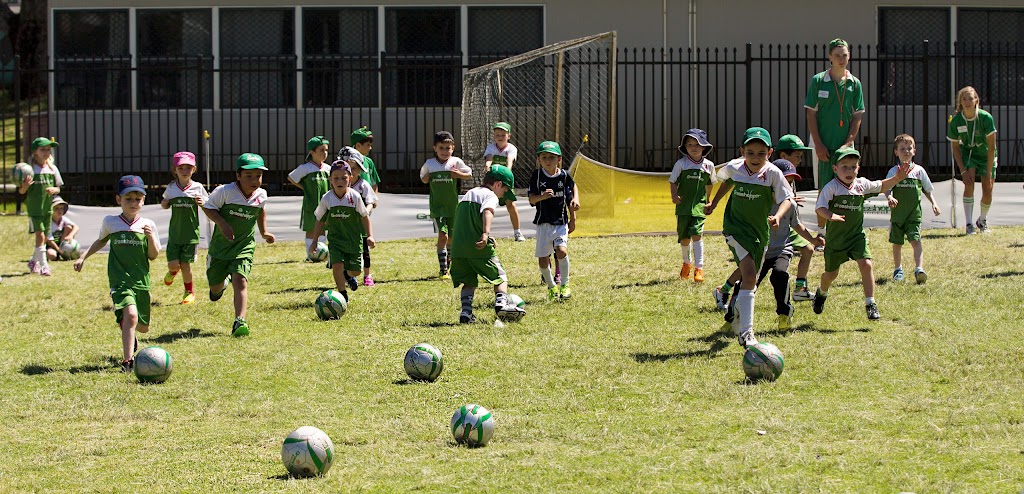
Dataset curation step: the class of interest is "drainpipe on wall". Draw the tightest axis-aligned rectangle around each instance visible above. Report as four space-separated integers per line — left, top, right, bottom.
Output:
663 0 669 152
689 0 698 122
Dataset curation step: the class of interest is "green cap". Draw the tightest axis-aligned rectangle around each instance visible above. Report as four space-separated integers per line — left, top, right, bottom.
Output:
829 38 849 52
493 122 511 133
485 164 516 202
350 126 373 146
742 127 772 147
536 140 562 156
31 137 59 151
306 135 329 151
236 153 268 171
776 134 813 152
833 146 860 162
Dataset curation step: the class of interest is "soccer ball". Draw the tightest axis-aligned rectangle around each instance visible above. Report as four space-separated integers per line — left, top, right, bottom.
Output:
134 346 173 383
403 343 444 382
281 426 334 478
308 242 329 262
507 293 525 308
59 239 81 260
314 290 347 320
497 293 526 322
12 162 33 183
742 342 785 382
451 404 495 447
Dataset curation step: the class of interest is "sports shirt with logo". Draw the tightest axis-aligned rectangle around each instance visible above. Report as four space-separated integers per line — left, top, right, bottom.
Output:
204 182 267 260
804 70 866 151
162 180 209 245
816 177 883 250
451 186 499 259
360 156 381 186
50 216 75 243
314 188 368 251
420 157 471 219
528 168 575 226
669 156 717 217
946 109 997 170
483 142 518 168
288 162 331 217
27 163 64 217
717 159 793 255
350 178 378 235
884 163 933 224
98 214 161 291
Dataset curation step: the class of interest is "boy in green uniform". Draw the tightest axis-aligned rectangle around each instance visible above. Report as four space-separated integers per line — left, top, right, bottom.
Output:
74 176 161 371
668 128 716 283
203 153 277 336
450 165 526 324
805 38 865 195
309 159 375 303
947 86 998 234
19 137 63 276
160 151 209 304
351 126 381 194
885 134 940 284
288 136 331 258
813 147 910 320
420 131 473 278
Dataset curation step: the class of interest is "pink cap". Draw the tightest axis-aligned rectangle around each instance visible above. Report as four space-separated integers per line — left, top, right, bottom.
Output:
173 151 197 167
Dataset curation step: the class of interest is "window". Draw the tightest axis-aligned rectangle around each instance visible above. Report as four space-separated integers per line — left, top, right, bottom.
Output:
383 8 461 106
467 7 543 65
137 9 213 109
220 8 296 108
957 9 1024 105
53 10 130 109
877 7 950 105
302 8 377 107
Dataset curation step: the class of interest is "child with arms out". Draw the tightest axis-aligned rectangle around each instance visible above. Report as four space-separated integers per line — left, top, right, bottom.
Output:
420 131 473 278
669 128 716 283
528 141 578 301
885 134 940 284
160 151 209 304
309 157 375 302
20 137 63 276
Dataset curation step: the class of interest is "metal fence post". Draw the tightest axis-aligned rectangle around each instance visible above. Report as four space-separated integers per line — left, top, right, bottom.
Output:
922 40 930 167
745 43 752 126
378 50 386 173
14 54 22 214
196 54 204 160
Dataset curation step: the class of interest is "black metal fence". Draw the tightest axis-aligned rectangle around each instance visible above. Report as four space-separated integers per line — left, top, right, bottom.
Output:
2 42 1022 208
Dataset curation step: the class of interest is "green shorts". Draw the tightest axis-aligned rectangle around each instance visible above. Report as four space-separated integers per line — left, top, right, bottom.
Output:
676 214 705 241
450 256 508 288
166 242 199 263
207 257 253 286
889 220 921 245
824 235 871 272
725 235 767 272
28 215 48 234
111 287 151 327
433 216 451 235
965 160 998 179
300 209 317 233
788 229 810 249
328 242 363 272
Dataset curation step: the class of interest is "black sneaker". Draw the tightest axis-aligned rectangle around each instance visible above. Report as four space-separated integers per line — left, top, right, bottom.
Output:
459 311 476 324
120 359 134 372
866 302 881 320
812 291 827 314
346 276 359 292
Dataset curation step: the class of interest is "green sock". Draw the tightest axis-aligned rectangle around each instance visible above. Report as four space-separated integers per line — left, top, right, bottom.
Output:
721 281 733 294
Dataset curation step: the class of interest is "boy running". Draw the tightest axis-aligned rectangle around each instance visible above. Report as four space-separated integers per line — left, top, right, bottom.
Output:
309 159 375 303
528 141 578 300
420 131 472 278
885 134 940 284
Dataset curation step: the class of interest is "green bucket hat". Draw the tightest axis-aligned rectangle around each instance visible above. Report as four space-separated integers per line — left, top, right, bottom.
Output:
776 134 813 152
742 127 773 147
236 153 268 171
31 137 59 151
493 122 511 133
833 146 860 162
536 141 562 156
350 126 373 146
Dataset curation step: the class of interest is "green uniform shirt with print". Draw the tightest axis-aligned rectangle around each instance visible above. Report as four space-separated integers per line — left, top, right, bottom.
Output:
884 163 933 225
360 156 381 186
26 164 64 217
804 70 865 151
205 182 268 260
717 159 793 263
163 180 209 245
98 214 161 291
314 188 369 254
420 157 472 219
669 156 716 217
946 109 997 172
450 186 499 259
288 162 331 231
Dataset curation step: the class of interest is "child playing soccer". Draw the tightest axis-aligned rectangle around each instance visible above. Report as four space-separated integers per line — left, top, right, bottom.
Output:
450 165 526 324
528 141 578 301
45 196 79 261
885 134 940 284
160 151 209 304
351 126 381 194
775 134 819 300
74 176 161 371
288 136 331 258
420 131 473 278
813 147 910 320
947 86 997 234
484 122 525 242
309 159 375 303
19 137 63 276
668 128 716 283
338 147 379 286
203 153 276 336
704 127 793 348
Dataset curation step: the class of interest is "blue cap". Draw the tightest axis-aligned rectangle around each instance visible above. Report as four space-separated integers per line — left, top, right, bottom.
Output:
330 159 352 174
772 159 802 181
117 175 146 196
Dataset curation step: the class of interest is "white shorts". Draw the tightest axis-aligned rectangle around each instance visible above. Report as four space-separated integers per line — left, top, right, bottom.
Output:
534 223 569 257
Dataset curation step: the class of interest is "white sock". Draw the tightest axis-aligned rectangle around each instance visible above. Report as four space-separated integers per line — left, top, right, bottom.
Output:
305 238 314 251
736 289 755 335
865 296 876 305
318 235 327 244
693 239 704 268
557 255 570 285
963 197 975 223
540 266 554 288
680 243 691 264
514 229 522 236
980 203 991 221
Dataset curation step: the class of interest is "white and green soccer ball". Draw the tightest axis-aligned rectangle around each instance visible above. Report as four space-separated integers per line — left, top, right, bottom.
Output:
742 342 785 382
281 426 334 478
451 404 495 447
314 289 347 320
403 343 443 382
59 239 81 260
134 346 173 383
308 242 329 262
12 162 33 183
507 293 525 308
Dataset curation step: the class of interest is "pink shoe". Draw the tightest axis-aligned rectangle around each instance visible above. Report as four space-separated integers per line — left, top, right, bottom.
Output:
39 265 52 276
27 260 39 274
363 275 375 287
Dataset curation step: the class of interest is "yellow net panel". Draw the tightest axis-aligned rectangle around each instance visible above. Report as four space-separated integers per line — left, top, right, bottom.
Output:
567 153 730 237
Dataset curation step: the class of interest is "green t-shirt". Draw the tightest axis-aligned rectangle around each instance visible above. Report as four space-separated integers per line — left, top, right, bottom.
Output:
360 156 381 186
669 157 716 217
314 188 369 252
816 177 883 250
804 70 865 151
162 180 209 245
885 164 933 224
26 164 64 217
288 162 331 217
420 157 472 219
98 214 160 291
205 182 268 260
946 109 997 169
717 159 793 253
451 186 499 259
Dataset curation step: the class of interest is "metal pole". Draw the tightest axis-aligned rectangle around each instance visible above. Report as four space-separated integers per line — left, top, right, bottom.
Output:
14 54 22 215
204 130 212 247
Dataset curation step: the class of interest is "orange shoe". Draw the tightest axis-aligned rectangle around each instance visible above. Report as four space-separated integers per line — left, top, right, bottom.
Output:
693 268 705 283
680 263 692 280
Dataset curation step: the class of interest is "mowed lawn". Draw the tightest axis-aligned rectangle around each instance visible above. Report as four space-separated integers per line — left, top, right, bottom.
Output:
0 214 1022 492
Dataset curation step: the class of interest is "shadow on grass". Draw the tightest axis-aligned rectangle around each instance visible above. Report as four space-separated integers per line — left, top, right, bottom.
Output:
375 275 446 284
268 286 334 295
979 270 1024 279
757 323 869 338
922 231 964 239
419 321 461 328
20 364 54 375
266 301 314 311
833 277 889 288
68 357 120 374
612 278 675 289
1009 242 1024 248
0 272 31 279
267 474 295 481
632 340 731 362
256 260 302 266
150 328 216 344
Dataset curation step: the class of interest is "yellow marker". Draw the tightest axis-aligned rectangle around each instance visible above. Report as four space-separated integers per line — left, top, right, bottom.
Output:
583 134 589 143
203 130 211 139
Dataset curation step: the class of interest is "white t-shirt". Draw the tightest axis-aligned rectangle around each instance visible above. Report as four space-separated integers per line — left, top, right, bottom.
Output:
484 142 518 167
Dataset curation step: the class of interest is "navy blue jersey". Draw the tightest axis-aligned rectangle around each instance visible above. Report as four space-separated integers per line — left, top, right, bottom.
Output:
528 168 575 225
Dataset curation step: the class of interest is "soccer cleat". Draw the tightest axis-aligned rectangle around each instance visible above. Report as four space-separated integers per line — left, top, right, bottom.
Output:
812 291 827 314
27 260 39 274
232 318 250 337
163 271 176 286
778 305 794 330
866 302 881 321
459 311 477 324
548 286 559 301
792 286 813 301
363 275 375 287
495 302 526 322
39 265 51 276
120 359 134 373
737 330 758 349
680 263 692 280
346 276 359 292
892 267 905 282
693 268 705 283
181 292 196 305
559 284 572 299
965 223 975 235
439 269 450 279
513 231 526 242
976 218 990 233
915 269 928 284
713 287 728 311
210 285 226 302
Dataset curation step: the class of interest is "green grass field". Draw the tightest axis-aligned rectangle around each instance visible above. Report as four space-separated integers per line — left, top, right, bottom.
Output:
0 216 1022 492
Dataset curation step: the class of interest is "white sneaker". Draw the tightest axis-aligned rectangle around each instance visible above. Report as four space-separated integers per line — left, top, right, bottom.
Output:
496 303 526 322
792 286 813 301
965 223 976 235
976 218 990 233
513 231 526 242
737 330 758 348
713 287 728 311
